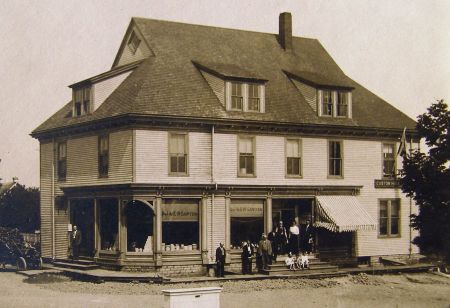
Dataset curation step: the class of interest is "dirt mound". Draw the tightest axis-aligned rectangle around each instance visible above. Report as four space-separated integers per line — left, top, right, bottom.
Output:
349 273 382 285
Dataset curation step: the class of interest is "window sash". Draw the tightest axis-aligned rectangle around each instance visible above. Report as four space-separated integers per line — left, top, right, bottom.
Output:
379 200 400 236
286 157 301 175
231 83 243 110
170 154 187 173
337 92 348 117
329 141 342 176
382 144 395 177
239 154 254 175
322 90 333 116
98 136 109 176
169 134 188 174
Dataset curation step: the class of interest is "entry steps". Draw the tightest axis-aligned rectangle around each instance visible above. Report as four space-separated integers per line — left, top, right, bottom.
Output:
51 258 99 271
260 254 339 276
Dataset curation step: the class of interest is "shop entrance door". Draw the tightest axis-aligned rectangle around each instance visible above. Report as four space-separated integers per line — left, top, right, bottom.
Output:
70 199 95 258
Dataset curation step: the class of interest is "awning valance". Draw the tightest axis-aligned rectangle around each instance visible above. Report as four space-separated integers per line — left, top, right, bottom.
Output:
315 196 377 232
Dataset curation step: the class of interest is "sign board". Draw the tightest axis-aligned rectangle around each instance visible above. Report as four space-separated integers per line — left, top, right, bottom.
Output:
162 200 199 222
231 200 263 217
374 179 401 189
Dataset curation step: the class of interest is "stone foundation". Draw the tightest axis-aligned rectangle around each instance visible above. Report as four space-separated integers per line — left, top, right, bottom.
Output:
157 264 206 277
369 253 424 266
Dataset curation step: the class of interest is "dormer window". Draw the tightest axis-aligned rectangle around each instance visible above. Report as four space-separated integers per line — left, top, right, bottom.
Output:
248 84 260 111
127 31 141 54
231 82 243 110
319 89 351 118
73 86 91 117
227 81 265 113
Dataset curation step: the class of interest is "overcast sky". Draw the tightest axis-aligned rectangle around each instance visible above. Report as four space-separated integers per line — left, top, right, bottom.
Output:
0 0 449 187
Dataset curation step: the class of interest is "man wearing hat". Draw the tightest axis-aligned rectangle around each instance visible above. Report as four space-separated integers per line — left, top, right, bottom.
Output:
257 233 272 270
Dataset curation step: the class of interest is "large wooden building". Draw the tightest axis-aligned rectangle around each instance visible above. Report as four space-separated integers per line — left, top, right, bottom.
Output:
32 13 420 275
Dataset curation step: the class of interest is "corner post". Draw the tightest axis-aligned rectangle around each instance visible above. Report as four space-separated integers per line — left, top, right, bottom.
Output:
201 194 209 264
154 194 163 266
225 193 231 263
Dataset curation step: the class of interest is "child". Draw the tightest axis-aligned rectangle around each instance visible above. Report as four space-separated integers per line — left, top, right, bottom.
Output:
285 252 297 271
297 252 309 269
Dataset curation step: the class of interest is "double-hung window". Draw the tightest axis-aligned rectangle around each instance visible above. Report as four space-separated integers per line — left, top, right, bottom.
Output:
238 136 255 176
329 140 343 177
73 87 91 116
382 143 395 178
322 90 333 116
379 199 400 237
337 92 348 117
98 135 109 177
247 84 260 111
57 142 67 181
286 138 302 176
231 82 243 110
169 133 188 175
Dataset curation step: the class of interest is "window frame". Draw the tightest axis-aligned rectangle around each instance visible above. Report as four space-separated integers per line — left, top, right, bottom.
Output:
237 135 256 177
247 84 260 112
168 132 189 176
73 86 92 117
378 199 401 238
285 138 302 178
98 134 109 178
57 141 67 181
382 143 396 179
328 140 344 178
336 91 348 117
230 82 244 111
321 90 334 117
127 31 141 55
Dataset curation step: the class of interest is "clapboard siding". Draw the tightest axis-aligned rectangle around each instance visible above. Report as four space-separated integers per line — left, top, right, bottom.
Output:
200 71 225 107
55 212 68 259
92 71 132 110
115 26 152 67
135 130 211 184
40 142 53 258
211 196 226 261
292 79 317 112
65 130 133 186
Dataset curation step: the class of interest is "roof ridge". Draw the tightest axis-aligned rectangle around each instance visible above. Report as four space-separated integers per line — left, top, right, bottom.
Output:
132 16 318 41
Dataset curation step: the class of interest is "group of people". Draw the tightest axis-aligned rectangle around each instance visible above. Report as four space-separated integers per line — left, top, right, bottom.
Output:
214 219 314 276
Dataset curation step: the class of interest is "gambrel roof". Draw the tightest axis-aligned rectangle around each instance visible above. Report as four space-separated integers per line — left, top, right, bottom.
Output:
32 16 416 136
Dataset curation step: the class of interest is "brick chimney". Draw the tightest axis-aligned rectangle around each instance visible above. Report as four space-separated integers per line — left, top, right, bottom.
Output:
279 12 292 51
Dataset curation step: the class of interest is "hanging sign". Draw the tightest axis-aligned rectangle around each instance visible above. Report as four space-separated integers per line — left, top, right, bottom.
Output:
374 179 400 188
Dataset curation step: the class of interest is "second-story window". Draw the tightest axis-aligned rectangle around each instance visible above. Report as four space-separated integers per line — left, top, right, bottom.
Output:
169 133 188 175
382 143 395 178
322 90 333 116
238 136 255 176
231 82 243 110
98 135 109 177
57 142 67 181
329 140 343 177
286 138 302 176
337 92 348 117
248 84 260 111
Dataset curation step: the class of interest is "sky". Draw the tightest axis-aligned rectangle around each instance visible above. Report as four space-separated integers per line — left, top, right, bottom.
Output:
0 0 449 187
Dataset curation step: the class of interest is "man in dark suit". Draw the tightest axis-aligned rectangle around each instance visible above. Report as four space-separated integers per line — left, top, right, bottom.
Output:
241 240 254 274
301 220 314 254
215 242 226 277
258 234 272 270
71 225 82 260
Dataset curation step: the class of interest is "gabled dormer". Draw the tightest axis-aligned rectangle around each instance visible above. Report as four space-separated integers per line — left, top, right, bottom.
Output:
69 60 141 117
111 20 154 69
285 70 354 119
193 61 267 113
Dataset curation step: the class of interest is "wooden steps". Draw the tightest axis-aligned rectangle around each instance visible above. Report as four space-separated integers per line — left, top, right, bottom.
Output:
260 254 339 276
51 259 99 271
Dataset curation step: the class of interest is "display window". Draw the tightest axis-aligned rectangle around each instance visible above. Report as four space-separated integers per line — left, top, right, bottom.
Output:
230 199 264 248
125 200 154 253
98 198 119 251
162 199 199 251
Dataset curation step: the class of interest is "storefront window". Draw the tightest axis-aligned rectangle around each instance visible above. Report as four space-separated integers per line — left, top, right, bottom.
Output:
230 200 264 248
162 199 199 251
125 200 154 252
99 198 118 251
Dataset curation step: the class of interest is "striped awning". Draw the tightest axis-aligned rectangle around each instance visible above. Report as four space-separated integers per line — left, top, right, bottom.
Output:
315 196 377 232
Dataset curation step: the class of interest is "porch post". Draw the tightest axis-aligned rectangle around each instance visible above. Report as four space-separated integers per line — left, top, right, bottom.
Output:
201 194 208 264
94 198 99 258
119 199 126 260
224 193 231 263
154 195 162 266
265 195 273 234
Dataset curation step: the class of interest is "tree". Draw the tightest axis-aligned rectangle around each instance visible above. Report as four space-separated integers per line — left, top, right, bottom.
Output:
0 184 40 233
400 99 450 262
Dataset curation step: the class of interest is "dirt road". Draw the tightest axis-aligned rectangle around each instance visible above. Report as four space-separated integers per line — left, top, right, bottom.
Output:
0 271 448 308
